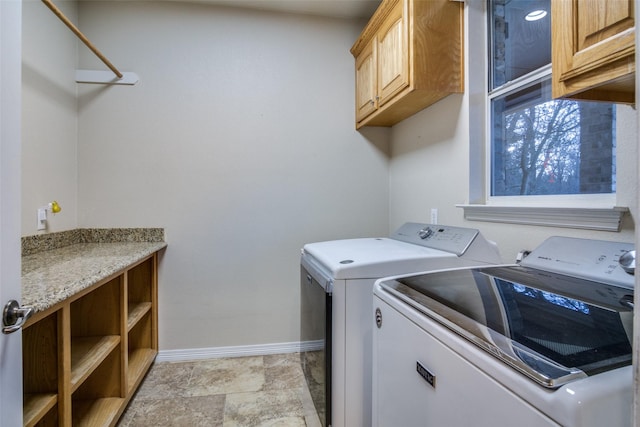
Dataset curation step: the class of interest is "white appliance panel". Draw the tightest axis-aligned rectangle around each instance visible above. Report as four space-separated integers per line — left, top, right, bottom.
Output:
344 279 373 427
520 236 634 289
373 294 560 427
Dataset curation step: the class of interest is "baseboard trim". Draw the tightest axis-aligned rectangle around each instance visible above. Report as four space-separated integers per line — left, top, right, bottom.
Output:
156 340 323 363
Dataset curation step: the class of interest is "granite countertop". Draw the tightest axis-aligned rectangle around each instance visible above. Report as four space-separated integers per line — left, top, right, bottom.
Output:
21 229 167 314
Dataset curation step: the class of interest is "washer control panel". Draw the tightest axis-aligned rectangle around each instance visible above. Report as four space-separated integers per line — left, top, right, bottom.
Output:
520 236 635 289
391 223 481 256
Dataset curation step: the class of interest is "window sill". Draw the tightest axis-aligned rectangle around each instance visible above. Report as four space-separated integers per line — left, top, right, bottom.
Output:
456 205 629 232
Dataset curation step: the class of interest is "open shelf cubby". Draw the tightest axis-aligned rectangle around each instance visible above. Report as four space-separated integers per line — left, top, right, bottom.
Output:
22 311 59 427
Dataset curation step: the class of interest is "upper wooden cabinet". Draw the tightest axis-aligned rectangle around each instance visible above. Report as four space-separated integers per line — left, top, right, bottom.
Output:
351 0 463 129
552 0 635 103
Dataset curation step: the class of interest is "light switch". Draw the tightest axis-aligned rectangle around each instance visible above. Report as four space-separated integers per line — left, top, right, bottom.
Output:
37 207 47 230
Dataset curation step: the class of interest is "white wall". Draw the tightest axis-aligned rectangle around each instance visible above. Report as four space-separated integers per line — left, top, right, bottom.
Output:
22 0 78 234
73 1 390 350
388 6 637 262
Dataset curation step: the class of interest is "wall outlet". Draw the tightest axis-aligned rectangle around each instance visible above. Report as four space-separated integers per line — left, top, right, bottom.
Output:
430 208 438 224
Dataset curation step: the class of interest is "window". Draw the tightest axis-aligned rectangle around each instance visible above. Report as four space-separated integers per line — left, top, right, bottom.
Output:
459 0 627 231
488 0 615 198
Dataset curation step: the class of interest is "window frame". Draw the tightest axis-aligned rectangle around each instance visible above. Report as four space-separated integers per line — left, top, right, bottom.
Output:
458 1 627 231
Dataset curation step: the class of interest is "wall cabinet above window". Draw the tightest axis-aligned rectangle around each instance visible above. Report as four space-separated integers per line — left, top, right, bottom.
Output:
350 0 463 129
551 0 635 103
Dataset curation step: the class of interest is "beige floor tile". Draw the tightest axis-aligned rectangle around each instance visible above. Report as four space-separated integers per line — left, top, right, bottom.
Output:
223 389 305 427
264 354 305 391
119 394 225 427
132 361 196 400
186 356 266 396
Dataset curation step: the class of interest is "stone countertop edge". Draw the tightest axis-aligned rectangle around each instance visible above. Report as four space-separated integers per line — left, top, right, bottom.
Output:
21 228 166 314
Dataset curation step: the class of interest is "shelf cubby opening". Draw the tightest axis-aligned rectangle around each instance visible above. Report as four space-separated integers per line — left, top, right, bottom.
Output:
72 345 124 426
127 311 156 392
71 276 122 338
24 402 58 427
22 312 59 427
128 257 152 304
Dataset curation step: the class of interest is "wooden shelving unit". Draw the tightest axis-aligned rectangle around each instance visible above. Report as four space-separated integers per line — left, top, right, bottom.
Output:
22 252 159 427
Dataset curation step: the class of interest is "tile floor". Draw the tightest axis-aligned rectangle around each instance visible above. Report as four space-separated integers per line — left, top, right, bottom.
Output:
118 353 322 427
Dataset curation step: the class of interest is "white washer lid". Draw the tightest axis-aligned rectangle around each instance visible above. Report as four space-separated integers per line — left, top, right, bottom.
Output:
302 237 456 279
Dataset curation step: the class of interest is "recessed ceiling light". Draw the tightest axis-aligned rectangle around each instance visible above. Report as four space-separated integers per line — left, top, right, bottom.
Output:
525 9 547 21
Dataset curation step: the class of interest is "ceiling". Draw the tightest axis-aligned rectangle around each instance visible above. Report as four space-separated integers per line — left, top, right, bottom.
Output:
169 0 381 19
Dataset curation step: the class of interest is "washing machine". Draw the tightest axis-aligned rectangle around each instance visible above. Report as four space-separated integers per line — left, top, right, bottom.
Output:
373 236 635 426
300 223 502 427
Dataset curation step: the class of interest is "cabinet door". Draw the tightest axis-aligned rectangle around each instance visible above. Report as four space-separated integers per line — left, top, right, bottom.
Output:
355 39 377 122
552 0 635 102
376 0 409 106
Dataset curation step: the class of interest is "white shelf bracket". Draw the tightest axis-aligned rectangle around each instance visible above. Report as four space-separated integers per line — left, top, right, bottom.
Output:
75 70 139 85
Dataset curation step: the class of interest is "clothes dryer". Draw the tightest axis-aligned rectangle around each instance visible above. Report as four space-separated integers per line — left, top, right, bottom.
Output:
300 223 502 427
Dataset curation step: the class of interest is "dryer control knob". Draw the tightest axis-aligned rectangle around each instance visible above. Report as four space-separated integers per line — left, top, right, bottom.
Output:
418 227 434 240
619 250 635 275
